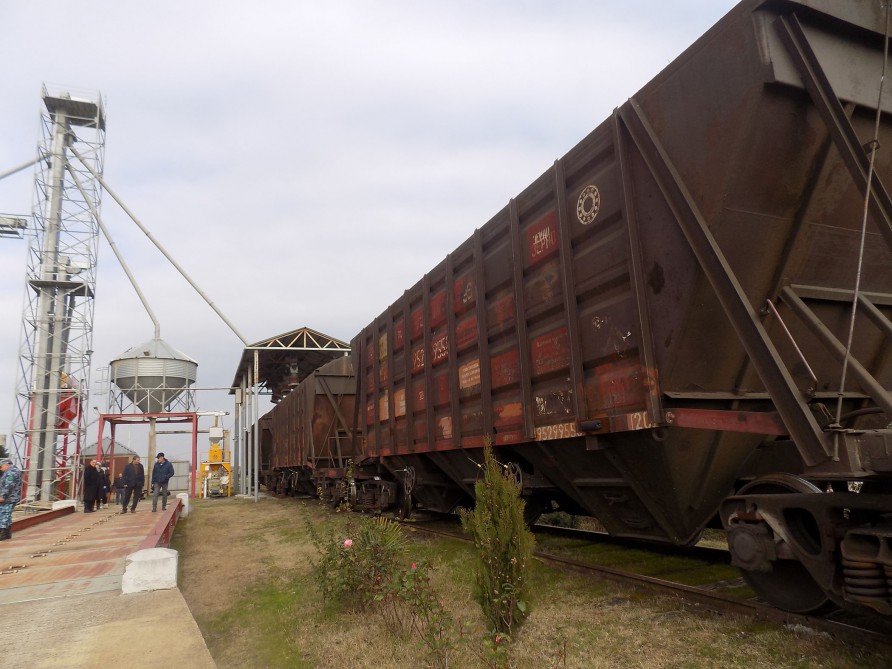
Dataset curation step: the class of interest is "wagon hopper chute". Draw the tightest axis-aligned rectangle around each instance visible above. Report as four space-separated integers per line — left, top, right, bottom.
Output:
352 0 892 617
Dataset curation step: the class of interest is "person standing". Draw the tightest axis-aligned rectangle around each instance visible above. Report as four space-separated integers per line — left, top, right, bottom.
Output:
151 452 175 512
114 472 125 505
83 459 100 513
121 455 145 514
0 458 23 541
98 463 110 509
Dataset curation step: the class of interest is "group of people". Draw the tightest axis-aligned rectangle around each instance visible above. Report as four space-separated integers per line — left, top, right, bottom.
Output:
82 458 111 512
85 452 175 514
0 451 177 544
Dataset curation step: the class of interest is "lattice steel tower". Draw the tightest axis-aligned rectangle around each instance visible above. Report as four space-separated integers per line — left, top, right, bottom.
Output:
12 87 106 503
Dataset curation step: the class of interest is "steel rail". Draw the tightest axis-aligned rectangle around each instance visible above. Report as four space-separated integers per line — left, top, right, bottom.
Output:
399 522 892 649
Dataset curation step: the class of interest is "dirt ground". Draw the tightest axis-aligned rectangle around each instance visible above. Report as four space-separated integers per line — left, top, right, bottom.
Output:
175 495 315 619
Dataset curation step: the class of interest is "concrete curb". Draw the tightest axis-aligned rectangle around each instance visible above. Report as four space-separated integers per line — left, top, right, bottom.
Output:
122 547 178 593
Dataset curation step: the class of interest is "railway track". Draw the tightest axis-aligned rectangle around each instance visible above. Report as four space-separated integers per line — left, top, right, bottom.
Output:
398 518 892 649
532 522 731 564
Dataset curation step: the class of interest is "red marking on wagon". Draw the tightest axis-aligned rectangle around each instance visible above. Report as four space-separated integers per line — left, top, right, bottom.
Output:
531 327 570 376
459 359 481 390
491 350 520 388
525 210 559 266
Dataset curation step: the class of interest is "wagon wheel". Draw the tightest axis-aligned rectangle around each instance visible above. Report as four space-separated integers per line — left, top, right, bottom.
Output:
403 466 416 495
347 481 358 508
329 481 344 509
397 467 415 520
522 495 549 527
731 474 835 615
505 462 522 489
398 490 413 520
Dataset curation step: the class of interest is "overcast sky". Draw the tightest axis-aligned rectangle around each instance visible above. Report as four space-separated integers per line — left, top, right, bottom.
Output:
0 0 739 461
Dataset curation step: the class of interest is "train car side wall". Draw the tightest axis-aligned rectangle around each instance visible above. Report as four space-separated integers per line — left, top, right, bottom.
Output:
352 0 892 546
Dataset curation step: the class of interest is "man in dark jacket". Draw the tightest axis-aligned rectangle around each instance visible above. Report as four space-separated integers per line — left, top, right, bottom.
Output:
151 452 175 512
97 463 111 509
0 458 23 540
83 459 100 512
121 455 145 514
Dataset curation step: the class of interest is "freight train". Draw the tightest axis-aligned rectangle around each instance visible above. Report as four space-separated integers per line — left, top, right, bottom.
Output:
259 0 892 618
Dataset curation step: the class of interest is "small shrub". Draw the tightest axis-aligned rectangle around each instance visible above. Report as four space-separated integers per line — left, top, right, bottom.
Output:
382 560 461 668
306 514 407 609
306 511 461 667
460 442 535 636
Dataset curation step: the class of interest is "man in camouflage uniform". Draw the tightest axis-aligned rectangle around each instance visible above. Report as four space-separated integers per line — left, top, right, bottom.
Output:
0 458 23 541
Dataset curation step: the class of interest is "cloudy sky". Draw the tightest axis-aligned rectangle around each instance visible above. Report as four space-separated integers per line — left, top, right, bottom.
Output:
0 0 738 460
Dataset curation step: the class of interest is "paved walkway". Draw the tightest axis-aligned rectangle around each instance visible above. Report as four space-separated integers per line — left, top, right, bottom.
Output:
1 505 216 668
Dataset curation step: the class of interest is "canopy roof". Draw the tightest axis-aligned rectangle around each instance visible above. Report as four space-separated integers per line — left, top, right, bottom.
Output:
230 327 350 402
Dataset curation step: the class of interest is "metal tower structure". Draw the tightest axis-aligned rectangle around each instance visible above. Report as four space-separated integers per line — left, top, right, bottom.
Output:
11 87 106 503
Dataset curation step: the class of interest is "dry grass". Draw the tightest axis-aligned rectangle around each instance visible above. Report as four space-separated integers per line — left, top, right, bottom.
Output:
172 497 886 669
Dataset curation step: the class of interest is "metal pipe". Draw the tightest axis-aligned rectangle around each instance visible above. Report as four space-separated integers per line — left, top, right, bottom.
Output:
29 107 70 501
833 6 891 428
765 298 818 394
0 155 40 182
241 374 248 495
232 389 240 495
191 415 198 499
253 349 260 502
67 146 250 346
246 364 253 497
65 164 161 339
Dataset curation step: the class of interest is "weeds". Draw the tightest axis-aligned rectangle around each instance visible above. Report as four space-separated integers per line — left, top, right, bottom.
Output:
381 560 461 668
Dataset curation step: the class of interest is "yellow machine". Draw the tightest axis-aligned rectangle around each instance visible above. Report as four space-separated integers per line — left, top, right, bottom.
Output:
199 426 231 498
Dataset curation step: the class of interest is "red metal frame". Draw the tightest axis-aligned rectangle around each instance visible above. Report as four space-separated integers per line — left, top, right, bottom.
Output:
95 412 199 499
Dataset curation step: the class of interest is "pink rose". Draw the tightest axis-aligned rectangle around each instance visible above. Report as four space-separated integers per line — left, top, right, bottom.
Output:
343 539 353 547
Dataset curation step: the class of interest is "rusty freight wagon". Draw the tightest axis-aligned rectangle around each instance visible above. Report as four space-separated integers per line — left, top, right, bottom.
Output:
351 0 892 617
260 355 356 499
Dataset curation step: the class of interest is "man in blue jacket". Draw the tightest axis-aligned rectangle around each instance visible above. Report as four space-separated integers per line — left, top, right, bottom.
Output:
151 452 175 512
0 458 23 540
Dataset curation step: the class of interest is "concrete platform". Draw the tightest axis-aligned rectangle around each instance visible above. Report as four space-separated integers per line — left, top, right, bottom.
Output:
1 504 216 668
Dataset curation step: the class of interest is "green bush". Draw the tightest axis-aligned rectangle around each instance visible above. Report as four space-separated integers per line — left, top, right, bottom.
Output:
307 514 407 609
306 512 460 667
460 442 535 636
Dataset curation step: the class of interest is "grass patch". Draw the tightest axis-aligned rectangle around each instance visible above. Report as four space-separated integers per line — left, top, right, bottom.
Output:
197 568 313 668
